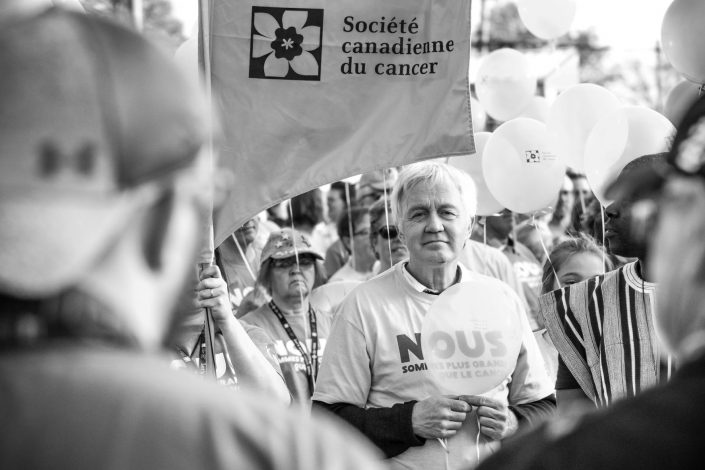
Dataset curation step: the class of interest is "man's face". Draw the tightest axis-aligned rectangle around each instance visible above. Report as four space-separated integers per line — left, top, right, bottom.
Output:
327 189 346 223
269 255 316 302
604 196 647 258
372 223 409 271
398 180 470 266
234 217 259 247
485 209 515 241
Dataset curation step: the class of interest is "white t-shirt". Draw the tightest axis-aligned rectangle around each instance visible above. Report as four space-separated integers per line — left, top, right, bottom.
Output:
313 262 553 470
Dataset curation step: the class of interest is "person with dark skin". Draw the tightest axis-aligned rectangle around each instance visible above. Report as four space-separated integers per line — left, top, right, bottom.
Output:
540 154 671 416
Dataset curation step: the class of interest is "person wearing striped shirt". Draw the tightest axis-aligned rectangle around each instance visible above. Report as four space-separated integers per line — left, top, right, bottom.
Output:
540 154 673 414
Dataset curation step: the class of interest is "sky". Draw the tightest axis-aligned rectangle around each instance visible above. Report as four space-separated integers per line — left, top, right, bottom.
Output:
170 0 674 51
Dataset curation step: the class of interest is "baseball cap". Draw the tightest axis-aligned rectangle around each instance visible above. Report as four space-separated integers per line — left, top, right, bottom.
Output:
0 8 210 297
606 95 705 203
260 228 323 267
357 168 398 201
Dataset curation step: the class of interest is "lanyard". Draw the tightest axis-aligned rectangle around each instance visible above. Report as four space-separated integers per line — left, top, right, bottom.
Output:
269 300 319 396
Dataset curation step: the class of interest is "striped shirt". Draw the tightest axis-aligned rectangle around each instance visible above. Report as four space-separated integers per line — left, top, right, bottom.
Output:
540 262 672 407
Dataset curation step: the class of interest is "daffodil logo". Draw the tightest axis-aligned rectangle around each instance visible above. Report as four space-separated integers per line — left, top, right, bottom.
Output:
249 7 323 81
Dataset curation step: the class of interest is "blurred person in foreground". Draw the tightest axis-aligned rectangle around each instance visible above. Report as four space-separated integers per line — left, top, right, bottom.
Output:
478 95 705 470
0 8 384 470
313 161 554 469
539 154 671 416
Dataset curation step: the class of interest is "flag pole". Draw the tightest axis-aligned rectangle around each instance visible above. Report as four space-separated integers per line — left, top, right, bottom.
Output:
197 0 218 380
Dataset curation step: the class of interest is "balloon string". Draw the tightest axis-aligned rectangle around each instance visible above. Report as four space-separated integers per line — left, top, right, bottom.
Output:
344 184 356 271
232 233 256 282
483 221 487 245
382 170 393 267
600 204 607 274
533 214 560 289
287 202 308 340
436 437 450 470
475 412 482 465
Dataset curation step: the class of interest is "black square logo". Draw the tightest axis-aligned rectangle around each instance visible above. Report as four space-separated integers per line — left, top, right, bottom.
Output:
525 150 541 163
249 7 323 81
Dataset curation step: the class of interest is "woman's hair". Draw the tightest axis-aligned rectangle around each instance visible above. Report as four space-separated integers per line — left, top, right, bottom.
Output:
290 188 324 228
541 233 613 294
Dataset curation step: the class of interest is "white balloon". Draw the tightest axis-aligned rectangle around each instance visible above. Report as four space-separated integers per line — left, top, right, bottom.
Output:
422 281 524 396
661 0 705 84
664 80 701 127
547 83 622 172
517 0 577 40
475 49 537 122
519 96 550 123
483 118 566 214
447 132 504 216
584 106 675 205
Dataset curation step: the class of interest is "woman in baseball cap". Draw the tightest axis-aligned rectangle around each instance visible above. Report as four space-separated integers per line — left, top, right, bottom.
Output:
240 228 333 404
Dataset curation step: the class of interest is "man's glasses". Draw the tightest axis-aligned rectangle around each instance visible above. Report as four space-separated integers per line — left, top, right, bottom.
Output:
271 256 316 269
377 225 399 240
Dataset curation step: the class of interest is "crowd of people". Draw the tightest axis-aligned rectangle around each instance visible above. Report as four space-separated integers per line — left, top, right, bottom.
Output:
2 5 704 470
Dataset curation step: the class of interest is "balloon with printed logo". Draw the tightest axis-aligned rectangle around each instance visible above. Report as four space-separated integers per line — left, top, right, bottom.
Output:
584 106 675 206
547 83 622 172
475 48 537 122
471 97 487 132
664 80 701 127
661 0 705 84
421 280 524 396
519 96 550 123
517 0 577 40
447 132 504 216
482 118 566 214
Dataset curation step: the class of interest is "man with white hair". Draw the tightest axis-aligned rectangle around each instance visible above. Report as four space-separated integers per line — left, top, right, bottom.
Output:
314 161 555 469
0 8 384 470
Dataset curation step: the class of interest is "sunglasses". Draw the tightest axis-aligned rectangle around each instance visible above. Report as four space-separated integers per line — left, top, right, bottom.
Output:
377 225 399 240
271 256 316 269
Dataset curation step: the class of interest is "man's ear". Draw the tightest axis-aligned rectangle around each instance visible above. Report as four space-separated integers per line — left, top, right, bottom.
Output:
141 187 176 272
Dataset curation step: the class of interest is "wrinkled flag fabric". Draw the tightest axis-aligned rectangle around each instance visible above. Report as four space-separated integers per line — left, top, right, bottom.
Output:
210 0 474 245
